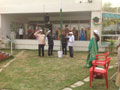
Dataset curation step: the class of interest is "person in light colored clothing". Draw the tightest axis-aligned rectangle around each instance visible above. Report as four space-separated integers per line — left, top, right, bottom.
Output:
34 30 46 56
68 32 74 58
18 27 24 39
117 37 120 72
116 37 120 89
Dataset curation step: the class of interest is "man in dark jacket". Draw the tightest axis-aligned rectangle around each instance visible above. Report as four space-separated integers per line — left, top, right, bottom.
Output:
47 30 54 56
61 32 67 55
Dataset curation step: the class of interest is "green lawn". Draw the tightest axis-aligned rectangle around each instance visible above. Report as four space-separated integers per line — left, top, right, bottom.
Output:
0 50 118 90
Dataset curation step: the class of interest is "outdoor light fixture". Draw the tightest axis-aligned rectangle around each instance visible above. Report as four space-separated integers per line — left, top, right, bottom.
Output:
88 0 92 3
75 0 92 4
79 0 82 3
44 13 49 23
75 0 83 3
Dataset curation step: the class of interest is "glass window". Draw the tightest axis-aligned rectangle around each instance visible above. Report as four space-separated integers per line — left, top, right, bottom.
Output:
101 18 120 46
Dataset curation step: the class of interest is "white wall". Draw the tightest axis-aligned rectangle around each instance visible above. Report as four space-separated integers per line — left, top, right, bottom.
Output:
14 39 105 52
14 39 90 51
0 0 102 14
1 15 28 39
1 15 10 38
27 12 91 21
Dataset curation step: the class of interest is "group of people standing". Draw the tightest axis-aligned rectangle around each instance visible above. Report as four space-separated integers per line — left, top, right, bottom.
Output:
57 25 90 41
34 28 75 58
61 31 75 57
34 27 100 60
34 29 54 57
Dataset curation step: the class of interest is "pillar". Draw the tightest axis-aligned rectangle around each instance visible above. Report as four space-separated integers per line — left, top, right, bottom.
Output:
91 11 102 45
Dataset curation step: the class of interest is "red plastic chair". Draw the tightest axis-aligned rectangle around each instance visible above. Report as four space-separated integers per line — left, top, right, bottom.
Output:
92 52 109 68
94 52 109 62
89 57 111 89
95 52 109 60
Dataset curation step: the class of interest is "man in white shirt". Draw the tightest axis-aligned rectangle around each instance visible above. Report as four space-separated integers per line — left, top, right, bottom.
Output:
68 32 74 58
19 27 24 39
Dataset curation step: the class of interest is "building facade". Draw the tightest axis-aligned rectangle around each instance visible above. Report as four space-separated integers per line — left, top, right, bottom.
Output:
0 0 103 51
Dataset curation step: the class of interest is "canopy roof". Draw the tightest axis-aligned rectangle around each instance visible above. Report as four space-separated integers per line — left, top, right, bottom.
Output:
102 13 120 19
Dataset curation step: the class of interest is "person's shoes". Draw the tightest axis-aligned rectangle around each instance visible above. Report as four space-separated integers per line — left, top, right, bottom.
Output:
51 53 54 55
48 54 51 56
70 56 73 58
112 79 115 82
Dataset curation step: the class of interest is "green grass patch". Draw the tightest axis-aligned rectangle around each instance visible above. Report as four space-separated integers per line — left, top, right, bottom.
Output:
0 50 118 90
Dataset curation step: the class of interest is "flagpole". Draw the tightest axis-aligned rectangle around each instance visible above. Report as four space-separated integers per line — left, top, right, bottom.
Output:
60 0 62 50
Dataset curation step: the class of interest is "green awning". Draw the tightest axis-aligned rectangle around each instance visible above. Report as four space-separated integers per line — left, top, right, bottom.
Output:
102 13 120 19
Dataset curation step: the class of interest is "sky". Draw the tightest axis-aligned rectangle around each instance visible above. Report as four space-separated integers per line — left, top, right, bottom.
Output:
103 0 120 7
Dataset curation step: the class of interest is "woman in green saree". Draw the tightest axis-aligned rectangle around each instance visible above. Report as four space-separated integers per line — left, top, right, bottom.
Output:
86 30 100 68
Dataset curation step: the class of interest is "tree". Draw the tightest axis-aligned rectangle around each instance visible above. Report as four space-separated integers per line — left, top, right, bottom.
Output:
102 2 117 13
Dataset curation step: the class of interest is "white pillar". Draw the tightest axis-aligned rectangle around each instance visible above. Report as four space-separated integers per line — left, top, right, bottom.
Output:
0 15 2 48
91 11 102 45
24 23 28 38
0 15 2 38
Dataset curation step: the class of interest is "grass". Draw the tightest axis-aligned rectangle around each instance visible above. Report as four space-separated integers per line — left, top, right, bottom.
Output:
0 50 118 90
